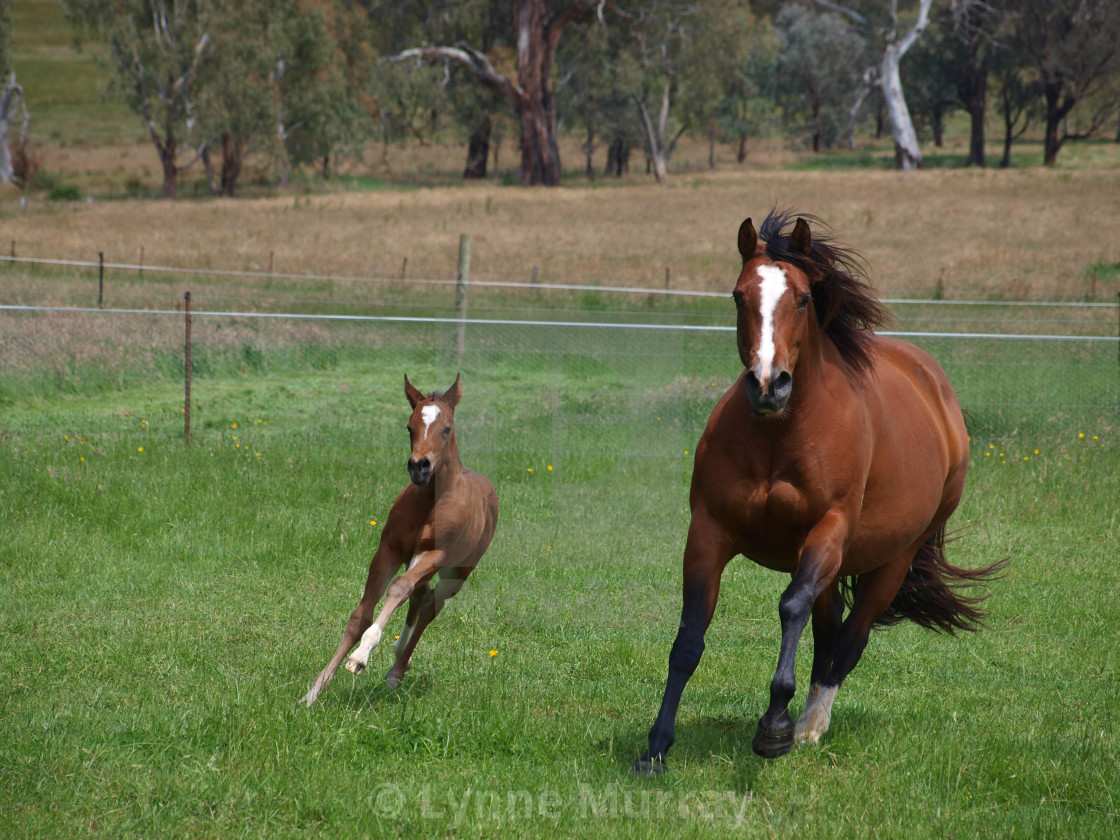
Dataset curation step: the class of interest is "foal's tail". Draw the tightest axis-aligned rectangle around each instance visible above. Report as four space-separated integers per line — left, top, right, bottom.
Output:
850 526 1008 634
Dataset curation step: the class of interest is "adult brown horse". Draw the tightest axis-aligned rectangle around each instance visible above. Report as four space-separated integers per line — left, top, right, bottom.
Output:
301 374 499 705
636 210 1004 772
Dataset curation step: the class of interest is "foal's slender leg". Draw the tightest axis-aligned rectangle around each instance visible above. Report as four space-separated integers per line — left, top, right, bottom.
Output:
301 548 400 706
391 589 426 674
753 513 846 758
345 550 446 675
385 566 472 688
636 514 731 774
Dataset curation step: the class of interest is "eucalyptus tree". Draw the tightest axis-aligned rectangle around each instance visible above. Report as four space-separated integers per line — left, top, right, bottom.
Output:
1008 0 1120 165
812 0 936 169
61 0 213 198
388 0 610 185
774 3 870 152
0 2 28 185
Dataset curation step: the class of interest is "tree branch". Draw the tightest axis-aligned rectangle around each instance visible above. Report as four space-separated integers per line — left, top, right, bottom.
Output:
389 44 523 106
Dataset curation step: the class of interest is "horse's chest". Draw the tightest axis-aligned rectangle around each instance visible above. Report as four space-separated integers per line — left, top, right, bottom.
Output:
732 479 817 569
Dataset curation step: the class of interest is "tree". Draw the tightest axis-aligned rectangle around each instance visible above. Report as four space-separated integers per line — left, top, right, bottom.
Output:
1 2 29 186
391 0 605 186
1009 0 1120 165
945 0 1007 166
62 0 212 199
775 3 870 153
814 0 936 169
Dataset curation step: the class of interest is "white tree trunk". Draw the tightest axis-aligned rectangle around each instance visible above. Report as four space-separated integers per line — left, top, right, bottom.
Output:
880 0 932 170
0 74 27 184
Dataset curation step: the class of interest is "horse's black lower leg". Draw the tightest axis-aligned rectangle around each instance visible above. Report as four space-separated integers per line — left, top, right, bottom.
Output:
636 580 715 775
753 573 817 758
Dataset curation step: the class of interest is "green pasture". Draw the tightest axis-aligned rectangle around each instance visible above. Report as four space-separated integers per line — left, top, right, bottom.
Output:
1 308 1118 838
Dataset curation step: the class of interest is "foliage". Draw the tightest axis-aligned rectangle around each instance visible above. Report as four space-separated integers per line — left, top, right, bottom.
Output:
773 3 871 152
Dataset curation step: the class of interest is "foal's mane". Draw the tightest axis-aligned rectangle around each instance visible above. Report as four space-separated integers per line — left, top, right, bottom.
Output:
759 209 892 371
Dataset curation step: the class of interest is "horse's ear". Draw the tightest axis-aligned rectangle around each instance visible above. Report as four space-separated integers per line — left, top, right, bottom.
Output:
790 217 813 256
737 218 757 263
404 374 424 409
445 374 463 409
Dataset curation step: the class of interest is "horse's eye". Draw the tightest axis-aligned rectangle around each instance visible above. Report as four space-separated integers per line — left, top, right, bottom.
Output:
442 426 451 437
732 290 745 311
797 293 811 311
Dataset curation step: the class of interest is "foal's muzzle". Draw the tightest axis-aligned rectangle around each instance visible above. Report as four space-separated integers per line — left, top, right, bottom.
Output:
744 369 793 416
407 456 432 486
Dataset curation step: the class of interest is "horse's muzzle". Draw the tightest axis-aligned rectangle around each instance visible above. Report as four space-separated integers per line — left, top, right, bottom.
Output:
744 369 793 416
407 456 432 486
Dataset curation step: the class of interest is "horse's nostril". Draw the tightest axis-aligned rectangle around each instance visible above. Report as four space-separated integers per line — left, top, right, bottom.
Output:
418 457 430 471
774 371 792 395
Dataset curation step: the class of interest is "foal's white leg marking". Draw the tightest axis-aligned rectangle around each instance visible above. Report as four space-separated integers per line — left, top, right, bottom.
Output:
754 265 789 386
345 623 383 674
795 683 839 745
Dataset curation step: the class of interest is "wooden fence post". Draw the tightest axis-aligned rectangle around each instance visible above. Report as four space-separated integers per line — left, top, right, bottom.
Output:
184 291 192 445
454 234 471 366
98 252 104 307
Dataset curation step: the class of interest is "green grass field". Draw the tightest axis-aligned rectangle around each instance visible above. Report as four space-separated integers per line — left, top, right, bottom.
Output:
1 307 1117 838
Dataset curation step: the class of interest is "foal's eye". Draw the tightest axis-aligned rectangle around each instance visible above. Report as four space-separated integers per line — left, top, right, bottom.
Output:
797 293 811 311
442 426 451 437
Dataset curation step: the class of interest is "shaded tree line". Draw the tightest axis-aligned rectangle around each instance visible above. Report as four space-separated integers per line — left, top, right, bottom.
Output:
45 0 1120 196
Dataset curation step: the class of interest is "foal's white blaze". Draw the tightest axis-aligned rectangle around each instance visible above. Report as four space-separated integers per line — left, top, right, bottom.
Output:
754 264 789 386
420 404 441 434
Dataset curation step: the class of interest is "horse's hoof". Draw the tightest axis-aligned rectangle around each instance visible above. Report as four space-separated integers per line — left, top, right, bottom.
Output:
752 722 794 759
632 754 668 776
344 658 366 675
385 673 403 689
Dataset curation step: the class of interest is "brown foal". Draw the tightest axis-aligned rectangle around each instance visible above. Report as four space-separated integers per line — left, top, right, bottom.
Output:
301 374 499 705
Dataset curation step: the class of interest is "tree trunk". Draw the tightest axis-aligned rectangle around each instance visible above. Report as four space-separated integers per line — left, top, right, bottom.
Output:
960 51 987 167
220 131 243 197
1042 85 1074 167
157 133 178 199
584 124 595 180
881 46 922 169
999 87 1014 168
879 0 932 171
464 117 491 179
708 126 716 169
737 135 747 163
513 0 578 186
0 75 27 185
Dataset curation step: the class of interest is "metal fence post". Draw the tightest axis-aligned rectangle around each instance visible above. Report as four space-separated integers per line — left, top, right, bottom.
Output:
184 291 192 445
98 252 104 307
454 234 471 367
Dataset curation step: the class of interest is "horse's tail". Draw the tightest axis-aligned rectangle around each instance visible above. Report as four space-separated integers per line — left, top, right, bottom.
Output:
845 526 1008 634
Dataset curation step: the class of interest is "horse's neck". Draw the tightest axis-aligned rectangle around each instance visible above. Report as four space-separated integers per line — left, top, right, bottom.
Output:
432 458 466 500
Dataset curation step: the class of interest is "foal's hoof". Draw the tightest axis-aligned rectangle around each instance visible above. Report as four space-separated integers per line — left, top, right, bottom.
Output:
385 672 403 689
752 720 794 759
344 657 366 676
632 754 668 776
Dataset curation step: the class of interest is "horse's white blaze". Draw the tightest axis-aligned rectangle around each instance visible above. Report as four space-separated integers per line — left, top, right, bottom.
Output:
795 683 838 745
420 405 440 433
754 264 789 385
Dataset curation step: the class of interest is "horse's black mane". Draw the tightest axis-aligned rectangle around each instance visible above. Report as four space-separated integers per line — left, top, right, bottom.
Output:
759 208 893 370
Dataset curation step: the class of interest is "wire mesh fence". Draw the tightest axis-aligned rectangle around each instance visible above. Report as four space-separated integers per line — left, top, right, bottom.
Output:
1 300 1116 460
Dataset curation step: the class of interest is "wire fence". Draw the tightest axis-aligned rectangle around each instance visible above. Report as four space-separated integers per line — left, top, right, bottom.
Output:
1 303 1116 455
1 254 1117 456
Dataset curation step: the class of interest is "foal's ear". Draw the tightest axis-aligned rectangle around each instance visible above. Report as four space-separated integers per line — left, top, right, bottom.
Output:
445 374 463 409
404 374 425 409
790 217 813 256
737 218 757 263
